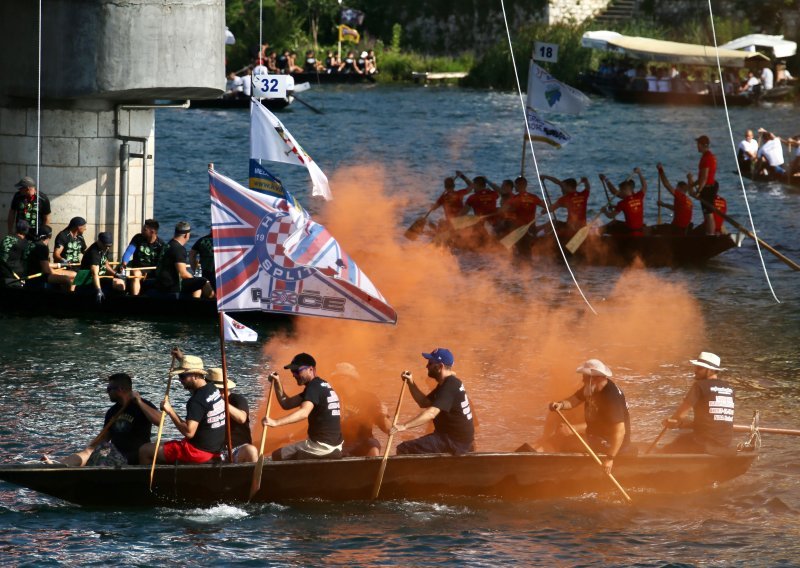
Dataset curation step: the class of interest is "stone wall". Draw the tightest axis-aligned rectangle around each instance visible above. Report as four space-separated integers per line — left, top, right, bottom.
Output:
547 0 611 25
0 107 155 257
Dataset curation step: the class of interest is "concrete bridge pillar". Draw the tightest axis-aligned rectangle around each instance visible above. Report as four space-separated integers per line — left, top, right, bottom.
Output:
0 0 224 259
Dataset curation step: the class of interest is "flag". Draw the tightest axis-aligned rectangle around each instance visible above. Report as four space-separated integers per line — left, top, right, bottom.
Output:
250 98 332 201
209 168 397 325
526 61 590 114
222 313 258 342
338 24 360 44
524 107 571 148
340 7 365 27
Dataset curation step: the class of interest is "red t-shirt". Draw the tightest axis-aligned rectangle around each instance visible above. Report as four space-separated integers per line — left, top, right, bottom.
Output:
435 188 470 219
506 192 544 226
713 195 727 233
698 150 717 187
614 192 645 231
554 190 589 227
466 189 499 216
672 191 694 228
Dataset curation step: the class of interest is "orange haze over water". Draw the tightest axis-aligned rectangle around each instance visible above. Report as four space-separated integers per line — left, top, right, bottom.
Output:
254 165 705 454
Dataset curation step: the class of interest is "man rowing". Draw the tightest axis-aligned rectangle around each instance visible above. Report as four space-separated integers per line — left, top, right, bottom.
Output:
53 217 87 267
497 176 545 255
391 348 475 455
265 353 344 461
428 171 472 230
0 220 32 285
329 362 391 457
546 175 590 237
655 163 694 234
153 221 213 299
25 225 76 290
140 354 226 464
77 232 125 303
121 219 164 296
660 352 735 455
601 168 647 236
208 368 258 463
43 373 161 466
459 175 499 247
547 359 632 473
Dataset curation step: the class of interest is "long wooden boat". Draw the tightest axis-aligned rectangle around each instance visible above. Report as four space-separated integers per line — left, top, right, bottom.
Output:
189 94 292 110
0 452 757 507
739 168 800 187
290 71 376 85
0 285 291 325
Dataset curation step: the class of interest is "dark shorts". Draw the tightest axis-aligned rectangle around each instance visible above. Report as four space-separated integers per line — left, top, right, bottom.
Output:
180 277 208 295
162 439 219 464
699 185 718 214
396 432 473 456
343 437 381 457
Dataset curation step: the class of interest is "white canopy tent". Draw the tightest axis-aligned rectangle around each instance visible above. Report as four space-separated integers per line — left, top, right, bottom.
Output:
719 34 797 59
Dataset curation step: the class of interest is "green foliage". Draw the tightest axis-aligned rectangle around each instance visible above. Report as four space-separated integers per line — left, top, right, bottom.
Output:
376 51 474 82
225 0 306 70
391 23 402 52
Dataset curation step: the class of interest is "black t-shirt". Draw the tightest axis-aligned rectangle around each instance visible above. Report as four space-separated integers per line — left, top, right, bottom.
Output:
0 235 32 276
54 229 87 264
128 233 165 268
190 234 215 279
228 392 252 447
575 379 631 448
104 398 158 465
428 375 475 444
685 378 734 447
26 242 49 276
80 243 110 273
302 377 343 446
156 239 187 293
185 382 226 453
10 191 50 229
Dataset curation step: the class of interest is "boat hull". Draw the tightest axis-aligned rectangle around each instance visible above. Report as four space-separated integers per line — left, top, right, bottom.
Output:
189 95 291 110
0 452 757 507
290 71 376 84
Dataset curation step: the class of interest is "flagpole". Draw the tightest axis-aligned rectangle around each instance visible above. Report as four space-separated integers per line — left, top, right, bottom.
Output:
218 311 235 461
520 136 527 177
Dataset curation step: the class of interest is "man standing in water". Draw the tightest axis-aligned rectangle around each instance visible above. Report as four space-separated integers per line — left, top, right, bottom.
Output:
690 135 718 235
392 348 475 455
547 359 632 474
661 352 735 454
265 353 344 461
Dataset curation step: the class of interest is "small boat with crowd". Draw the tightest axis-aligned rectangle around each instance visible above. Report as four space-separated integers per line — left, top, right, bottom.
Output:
0 451 758 507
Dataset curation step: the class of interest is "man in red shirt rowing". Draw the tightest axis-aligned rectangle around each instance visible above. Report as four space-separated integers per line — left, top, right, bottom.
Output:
498 176 544 255
429 171 473 230
655 163 694 234
544 175 590 238
601 168 648 236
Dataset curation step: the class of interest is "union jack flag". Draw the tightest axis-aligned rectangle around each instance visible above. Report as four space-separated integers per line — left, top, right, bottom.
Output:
209 167 397 324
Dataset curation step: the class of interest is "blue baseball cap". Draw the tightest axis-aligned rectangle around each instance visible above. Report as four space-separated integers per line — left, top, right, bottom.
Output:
422 348 454 367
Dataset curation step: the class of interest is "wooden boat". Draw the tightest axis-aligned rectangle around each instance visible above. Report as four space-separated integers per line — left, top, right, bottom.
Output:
290 71 376 85
0 451 758 507
739 168 800 187
189 93 292 111
0 285 291 325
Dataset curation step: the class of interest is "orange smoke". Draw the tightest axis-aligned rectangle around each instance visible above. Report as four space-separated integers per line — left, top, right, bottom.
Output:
254 164 706 453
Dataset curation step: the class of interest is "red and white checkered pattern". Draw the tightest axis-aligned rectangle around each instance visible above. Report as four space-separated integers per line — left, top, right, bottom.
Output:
265 217 297 268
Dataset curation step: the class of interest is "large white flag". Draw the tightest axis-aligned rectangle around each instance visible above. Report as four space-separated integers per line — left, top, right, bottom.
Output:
222 313 258 342
250 99 332 200
524 107 572 148
526 61 590 114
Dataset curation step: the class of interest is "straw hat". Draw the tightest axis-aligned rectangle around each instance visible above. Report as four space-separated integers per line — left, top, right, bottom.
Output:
575 359 612 378
207 367 236 389
170 355 207 376
331 362 359 380
690 352 725 371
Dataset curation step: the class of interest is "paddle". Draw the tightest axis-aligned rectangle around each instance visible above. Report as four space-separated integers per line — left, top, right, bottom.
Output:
404 210 434 241
657 175 662 225
733 424 800 436
565 174 620 254
693 195 800 271
499 212 550 249
371 373 408 500
644 426 668 454
88 400 132 450
293 94 324 114
149 353 177 492
249 373 276 500
449 214 488 231
554 409 632 503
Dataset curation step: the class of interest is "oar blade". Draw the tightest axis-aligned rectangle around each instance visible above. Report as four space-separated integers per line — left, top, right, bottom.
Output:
565 226 590 253
500 222 533 249
404 217 428 241
249 460 265 500
449 214 485 231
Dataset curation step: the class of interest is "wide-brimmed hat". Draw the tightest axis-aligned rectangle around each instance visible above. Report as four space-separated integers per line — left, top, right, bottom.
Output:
170 355 208 376
690 352 724 371
331 362 359 380
576 359 612 378
208 367 236 389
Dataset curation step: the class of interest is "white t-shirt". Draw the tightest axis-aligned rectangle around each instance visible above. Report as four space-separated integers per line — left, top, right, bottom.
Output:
757 139 784 166
242 75 252 96
737 138 758 160
226 75 244 93
761 67 774 90
745 76 760 90
646 75 657 91
657 78 671 92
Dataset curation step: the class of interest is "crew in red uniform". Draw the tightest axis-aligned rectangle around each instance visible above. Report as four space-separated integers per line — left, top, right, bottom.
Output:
429 171 472 229
545 175 590 237
655 163 694 234
712 194 727 234
601 168 648 236
690 135 718 235
459 175 499 247
497 176 544 255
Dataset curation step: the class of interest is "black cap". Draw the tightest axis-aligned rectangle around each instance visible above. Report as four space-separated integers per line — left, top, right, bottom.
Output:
14 176 36 189
33 225 52 241
283 353 317 370
98 232 113 246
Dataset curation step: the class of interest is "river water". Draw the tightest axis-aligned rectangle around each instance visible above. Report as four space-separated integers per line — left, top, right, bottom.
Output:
1 85 799 566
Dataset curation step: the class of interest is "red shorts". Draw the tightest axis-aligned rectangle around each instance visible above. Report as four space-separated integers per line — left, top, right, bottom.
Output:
162 439 219 464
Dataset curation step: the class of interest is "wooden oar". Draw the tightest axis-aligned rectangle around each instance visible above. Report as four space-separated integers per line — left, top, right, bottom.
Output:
149 354 177 492
499 212 549 249
404 211 433 241
293 94 324 114
733 424 800 436
371 374 408 500
450 214 488 231
657 175 662 225
88 400 132 449
565 175 620 254
249 375 276 500
644 426 668 454
694 195 800 271
555 409 632 503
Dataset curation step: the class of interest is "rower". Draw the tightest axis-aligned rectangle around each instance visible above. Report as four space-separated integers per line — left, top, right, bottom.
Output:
655 163 694 235
139 354 226 465
391 348 475 456
264 353 344 461
601 168 647 237
207 368 258 463
25 225 76 290
329 362 391 457
189 232 215 291
121 219 165 296
546 175 590 237
458 175 499 246
152 221 214 300
429 171 472 231
497 176 545 256
661 352 735 455
42 373 161 467
547 359 633 474
53 217 87 267
0 220 32 286
76 232 125 303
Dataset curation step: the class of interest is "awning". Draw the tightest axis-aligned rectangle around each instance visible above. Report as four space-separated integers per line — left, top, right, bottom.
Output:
719 34 797 59
582 32 769 68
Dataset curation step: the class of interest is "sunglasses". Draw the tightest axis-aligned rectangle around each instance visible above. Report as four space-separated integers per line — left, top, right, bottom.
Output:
106 385 120 392
290 366 310 375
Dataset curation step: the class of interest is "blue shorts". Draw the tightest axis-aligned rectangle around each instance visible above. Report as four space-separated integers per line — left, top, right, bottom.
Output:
396 432 473 456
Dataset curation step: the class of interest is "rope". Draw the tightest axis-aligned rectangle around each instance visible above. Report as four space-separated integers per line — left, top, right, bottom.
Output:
738 410 762 451
499 0 597 315
705 0 780 303
36 0 43 234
